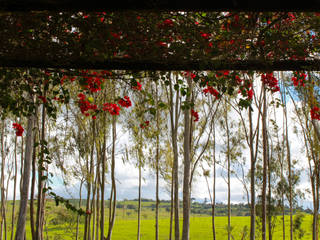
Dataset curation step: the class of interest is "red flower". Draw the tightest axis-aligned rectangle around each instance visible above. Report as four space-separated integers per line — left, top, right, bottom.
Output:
158 41 167 47
38 96 47 103
311 107 320 120
140 120 150 129
13 123 24 137
191 109 199 122
102 103 120 115
247 88 254 100
132 81 142 91
261 73 280 93
200 32 211 39
203 86 220 99
78 93 97 116
292 72 306 87
118 96 132 108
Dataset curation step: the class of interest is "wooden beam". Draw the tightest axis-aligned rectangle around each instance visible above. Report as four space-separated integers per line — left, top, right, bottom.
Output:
1 0 320 12
1 58 320 71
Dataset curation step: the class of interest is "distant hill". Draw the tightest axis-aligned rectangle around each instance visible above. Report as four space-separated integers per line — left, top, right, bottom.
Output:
66 198 312 217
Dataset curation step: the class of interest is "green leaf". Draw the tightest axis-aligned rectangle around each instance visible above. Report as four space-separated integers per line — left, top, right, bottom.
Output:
149 108 156 116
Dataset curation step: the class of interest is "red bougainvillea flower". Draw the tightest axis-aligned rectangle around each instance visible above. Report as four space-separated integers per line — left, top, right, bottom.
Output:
203 86 220 99
292 72 306 87
182 71 196 79
13 123 24 137
118 96 132 108
200 32 211 40
247 88 254 100
78 93 97 116
140 120 150 129
261 73 280 92
191 109 199 122
157 19 174 28
311 106 320 120
132 81 142 91
38 96 47 103
102 103 120 115
158 41 167 47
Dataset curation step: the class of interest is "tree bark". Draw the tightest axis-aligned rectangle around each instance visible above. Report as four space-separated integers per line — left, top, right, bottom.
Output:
212 128 216 240
10 135 18 240
107 116 117 240
30 133 37 240
100 131 106 240
15 113 36 240
155 84 160 240
261 83 268 240
249 107 256 240
225 104 231 240
137 158 142 240
168 74 180 240
182 77 192 240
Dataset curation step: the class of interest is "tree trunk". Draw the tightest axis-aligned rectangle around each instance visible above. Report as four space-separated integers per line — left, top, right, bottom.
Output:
169 172 174 240
155 83 160 240
76 179 83 240
0 120 6 240
182 77 192 240
15 113 36 240
100 132 106 240
212 128 216 240
90 175 97 240
249 107 256 240
10 135 18 240
36 96 46 240
167 74 180 240
83 153 91 240
107 116 117 240
30 133 37 240
225 106 231 240
261 83 268 240
137 159 142 240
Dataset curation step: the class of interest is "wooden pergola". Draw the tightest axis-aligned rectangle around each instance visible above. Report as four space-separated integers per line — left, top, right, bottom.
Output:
1 0 320 71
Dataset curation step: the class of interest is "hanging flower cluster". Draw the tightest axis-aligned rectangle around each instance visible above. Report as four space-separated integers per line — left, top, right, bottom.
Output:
292 72 307 87
311 106 320 120
236 75 254 101
102 103 121 115
203 85 220 99
118 96 132 108
131 81 142 91
182 71 197 79
12 123 24 137
261 73 280 92
78 93 97 117
191 109 199 122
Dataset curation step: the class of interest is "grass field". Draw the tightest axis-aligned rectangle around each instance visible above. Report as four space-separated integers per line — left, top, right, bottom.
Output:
5 200 315 240
31 215 314 240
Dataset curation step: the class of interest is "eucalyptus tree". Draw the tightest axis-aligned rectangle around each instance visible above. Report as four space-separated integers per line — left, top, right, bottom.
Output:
288 71 320 240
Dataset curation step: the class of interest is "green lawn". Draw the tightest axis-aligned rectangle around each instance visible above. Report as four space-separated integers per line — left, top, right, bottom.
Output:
5 200 315 240
26 215 313 240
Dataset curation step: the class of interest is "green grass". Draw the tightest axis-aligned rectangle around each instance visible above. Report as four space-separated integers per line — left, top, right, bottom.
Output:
20 214 314 240
4 200 316 240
